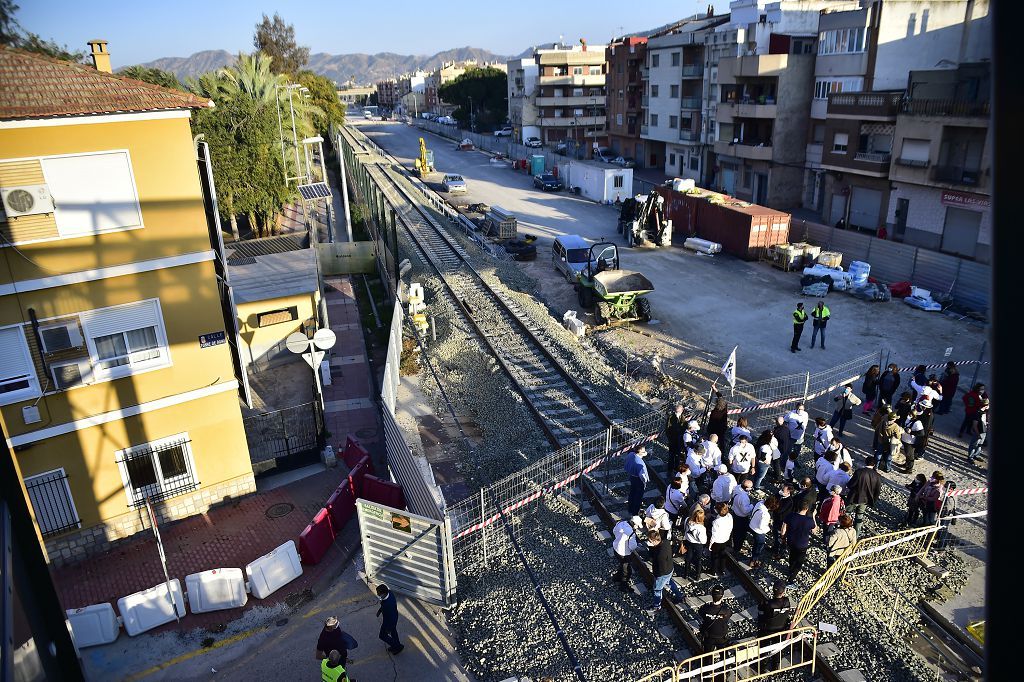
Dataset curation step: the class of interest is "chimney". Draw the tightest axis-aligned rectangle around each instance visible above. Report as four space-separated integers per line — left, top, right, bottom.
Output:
708 4 714 18
87 40 111 73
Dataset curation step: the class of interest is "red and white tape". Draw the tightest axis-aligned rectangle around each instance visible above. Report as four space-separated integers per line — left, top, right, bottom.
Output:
945 486 988 497
897 359 988 373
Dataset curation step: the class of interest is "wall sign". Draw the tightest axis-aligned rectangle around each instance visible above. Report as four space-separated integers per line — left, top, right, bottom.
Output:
199 331 226 348
940 190 990 210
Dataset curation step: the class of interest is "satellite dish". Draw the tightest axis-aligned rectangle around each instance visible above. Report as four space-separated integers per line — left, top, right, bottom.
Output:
313 328 337 350
286 332 310 354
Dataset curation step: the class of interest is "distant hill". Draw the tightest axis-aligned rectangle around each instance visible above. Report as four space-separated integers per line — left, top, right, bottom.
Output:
128 46 526 85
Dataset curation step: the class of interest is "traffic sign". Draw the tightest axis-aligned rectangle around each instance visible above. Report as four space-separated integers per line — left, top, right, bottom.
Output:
286 332 310 354
302 349 326 369
313 328 337 350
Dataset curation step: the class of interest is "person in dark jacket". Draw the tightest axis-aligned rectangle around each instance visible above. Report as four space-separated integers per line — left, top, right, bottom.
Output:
793 476 818 515
707 394 729 445
904 473 927 526
791 302 808 352
894 391 916 422
698 584 733 653
665 404 686 474
861 365 881 414
771 483 797 558
772 416 793 478
877 364 901 406
758 580 794 671
846 456 882 535
648 531 685 611
375 585 404 654
958 383 987 438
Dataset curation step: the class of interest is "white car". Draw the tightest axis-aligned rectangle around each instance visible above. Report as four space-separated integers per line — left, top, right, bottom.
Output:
494 126 513 137
442 174 467 193
524 137 542 148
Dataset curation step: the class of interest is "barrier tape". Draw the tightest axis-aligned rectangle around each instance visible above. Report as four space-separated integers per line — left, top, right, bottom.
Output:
725 373 861 415
938 510 988 522
897 360 989 373
452 431 660 541
945 486 988 497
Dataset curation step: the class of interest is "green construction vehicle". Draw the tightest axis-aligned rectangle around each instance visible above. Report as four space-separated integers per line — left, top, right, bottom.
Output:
575 241 654 325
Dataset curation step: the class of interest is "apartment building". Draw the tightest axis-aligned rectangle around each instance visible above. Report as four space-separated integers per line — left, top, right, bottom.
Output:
376 78 398 108
808 0 991 252
642 15 729 178
425 62 468 114
0 44 254 564
507 57 540 143
710 0 856 207
534 43 608 156
605 37 647 166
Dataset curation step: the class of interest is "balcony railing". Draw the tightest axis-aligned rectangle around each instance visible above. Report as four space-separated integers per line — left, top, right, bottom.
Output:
680 96 701 109
679 129 699 142
681 65 704 78
828 91 901 118
900 98 991 118
931 165 982 186
853 151 892 164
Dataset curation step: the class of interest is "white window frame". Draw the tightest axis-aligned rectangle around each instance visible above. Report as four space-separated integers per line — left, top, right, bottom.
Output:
572 66 583 75
833 132 849 153
0 324 41 406
589 65 602 75
40 149 144 239
23 467 81 535
80 298 172 382
116 432 198 504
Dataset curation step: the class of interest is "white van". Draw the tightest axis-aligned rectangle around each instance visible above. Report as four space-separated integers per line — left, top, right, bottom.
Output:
552 235 591 282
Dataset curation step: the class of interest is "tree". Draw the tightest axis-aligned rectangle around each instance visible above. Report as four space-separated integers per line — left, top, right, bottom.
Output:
1 0 85 62
253 12 309 75
120 65 182 90
438 67 508 132
297 70 345 134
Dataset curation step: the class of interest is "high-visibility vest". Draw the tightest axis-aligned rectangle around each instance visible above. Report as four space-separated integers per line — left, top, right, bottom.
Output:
321 660 347 682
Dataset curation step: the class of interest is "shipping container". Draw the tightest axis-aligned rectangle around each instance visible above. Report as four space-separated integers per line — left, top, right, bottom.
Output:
656 186 790 260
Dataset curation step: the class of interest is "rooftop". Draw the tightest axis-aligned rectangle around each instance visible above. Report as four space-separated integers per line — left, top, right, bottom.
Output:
227 238 319 304
0 46 211 121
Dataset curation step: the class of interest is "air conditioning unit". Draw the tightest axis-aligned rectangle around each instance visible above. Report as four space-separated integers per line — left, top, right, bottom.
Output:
52 361 93 390
39 323 84 353
1 185 54 218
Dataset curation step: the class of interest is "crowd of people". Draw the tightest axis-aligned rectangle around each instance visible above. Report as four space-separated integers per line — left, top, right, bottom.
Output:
613 362 985 657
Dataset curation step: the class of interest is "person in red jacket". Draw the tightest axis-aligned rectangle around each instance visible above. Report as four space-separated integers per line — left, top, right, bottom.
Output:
957 383 987 438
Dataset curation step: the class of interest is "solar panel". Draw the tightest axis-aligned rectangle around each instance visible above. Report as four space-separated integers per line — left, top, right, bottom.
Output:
298 182 332 201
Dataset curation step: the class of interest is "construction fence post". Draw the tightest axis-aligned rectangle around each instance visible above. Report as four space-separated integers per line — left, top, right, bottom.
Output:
604 427 613 495
970 339 987 389
481 488 488 569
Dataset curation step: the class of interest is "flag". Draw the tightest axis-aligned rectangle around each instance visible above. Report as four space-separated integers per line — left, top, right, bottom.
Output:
721 346 737 390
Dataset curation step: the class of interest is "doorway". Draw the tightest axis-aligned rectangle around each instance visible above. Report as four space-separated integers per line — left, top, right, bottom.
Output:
754 173 769 205
894 197 909 239
940 207 982 257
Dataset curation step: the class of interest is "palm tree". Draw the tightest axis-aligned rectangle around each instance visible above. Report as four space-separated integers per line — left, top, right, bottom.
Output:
218 52 281 105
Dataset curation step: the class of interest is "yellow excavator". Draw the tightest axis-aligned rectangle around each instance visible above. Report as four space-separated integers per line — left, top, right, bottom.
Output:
412 137 434 178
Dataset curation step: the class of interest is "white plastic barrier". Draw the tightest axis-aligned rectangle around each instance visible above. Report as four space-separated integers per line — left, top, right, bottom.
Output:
117 579 186 636
185 568 248 614
66 603 120 648
245 540 303 599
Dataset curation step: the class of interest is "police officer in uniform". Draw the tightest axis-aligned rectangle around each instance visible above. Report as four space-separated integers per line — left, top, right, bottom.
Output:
757 580 793 671
791 303 808 353
698 584 733 653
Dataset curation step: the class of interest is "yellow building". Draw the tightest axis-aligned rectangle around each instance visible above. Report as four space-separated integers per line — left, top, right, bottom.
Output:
0 43 255 564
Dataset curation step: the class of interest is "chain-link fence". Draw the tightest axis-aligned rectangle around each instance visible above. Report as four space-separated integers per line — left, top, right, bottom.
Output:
932 484 988 558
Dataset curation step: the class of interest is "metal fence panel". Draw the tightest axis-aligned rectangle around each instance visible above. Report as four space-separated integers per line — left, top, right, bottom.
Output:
356 499 455 606
953 259 991 314
912 249 960 300
382 410 446 520
827 229 871 263
863 238 918 285
243 402 322 463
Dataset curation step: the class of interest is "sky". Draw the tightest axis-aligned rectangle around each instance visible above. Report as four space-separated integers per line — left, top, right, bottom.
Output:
17 0 722 67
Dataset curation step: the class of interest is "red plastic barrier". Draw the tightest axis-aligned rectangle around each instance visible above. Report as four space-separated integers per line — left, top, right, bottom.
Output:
298 508 335 565
361 475 407 510
341 436 372 470
326 483 355 530
348 457 370 498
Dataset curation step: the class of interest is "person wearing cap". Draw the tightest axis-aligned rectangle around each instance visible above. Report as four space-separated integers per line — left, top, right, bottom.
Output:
818 485 846 543
727 434 755 477
698 584 733 653
730 479 755 553
320 649 349 682
900 405 926 473
829 384 861 438
708 502 734 577
790 302 807 353
757 580 793 670
664 473 688 528
612 514 643 587
316 616 354 664
967 397 990 462
375 584 404 654
875 410 903 473
624 445 650 517
711 464 736 504
665 404 687 474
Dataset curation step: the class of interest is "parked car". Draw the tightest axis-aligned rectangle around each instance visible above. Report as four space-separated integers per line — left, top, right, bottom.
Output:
554 141 569 155
611 156 636 168
552 234 591 282
533 173 564 191
494 126 514 137
442 174 467 193
524 137 542 148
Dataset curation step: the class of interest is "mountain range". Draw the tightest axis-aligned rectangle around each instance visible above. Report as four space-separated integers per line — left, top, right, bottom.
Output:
130 46 531 85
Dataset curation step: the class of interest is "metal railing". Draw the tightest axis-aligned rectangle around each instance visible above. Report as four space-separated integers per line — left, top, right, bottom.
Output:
853 151 891 164
23 471 80 537
681 65 703 78
900 98 990 118
117 437 199 508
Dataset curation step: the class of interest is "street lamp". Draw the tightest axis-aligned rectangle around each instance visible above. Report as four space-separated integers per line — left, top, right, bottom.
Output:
275 83 303 183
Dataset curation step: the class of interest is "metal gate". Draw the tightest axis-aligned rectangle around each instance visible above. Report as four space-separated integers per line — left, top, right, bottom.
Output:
356 499 456 607
242 401 323 463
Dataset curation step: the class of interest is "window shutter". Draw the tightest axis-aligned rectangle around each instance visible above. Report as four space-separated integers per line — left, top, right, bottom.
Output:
0 327 34 380
80 299 162 339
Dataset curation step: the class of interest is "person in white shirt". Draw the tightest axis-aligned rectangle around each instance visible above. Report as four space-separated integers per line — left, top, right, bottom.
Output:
786 404 809 458
711 464 737 504
748 495 777 569
730 479 755 552
704 434 723 468
728 435 756 476
811 418 833 457
825 462 852 494
683 507 709 579
683 420 702 452
675 464 694 497
612 515 643 586
645 496 672 540
708 502 734 577
686 445 709 479
664 475 688 527
814 451 838 498
828 437 853 469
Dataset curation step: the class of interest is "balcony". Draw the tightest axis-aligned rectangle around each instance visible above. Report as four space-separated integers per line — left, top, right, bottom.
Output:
931 165 982 186
680 96 701 110
736 102 777 118
681 65 704 78
827 91 902 120
537 96 604 106
900 98 990 118
854 151 892 164
820 149 892 177
539 116 607 127
538 74 605 86
714 140 773 161
679 129 700 142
